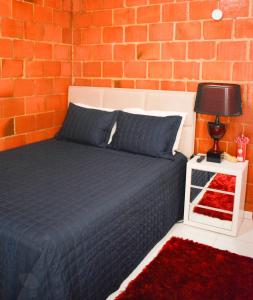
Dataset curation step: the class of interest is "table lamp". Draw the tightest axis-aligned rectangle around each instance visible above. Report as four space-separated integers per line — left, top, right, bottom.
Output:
194 83 242 163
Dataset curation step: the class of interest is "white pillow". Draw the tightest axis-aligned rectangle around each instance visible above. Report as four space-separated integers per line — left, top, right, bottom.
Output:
73 102 116 144
123 108 187 155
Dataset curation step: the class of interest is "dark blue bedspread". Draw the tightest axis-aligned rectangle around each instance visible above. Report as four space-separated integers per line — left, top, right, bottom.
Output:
0 140 187 300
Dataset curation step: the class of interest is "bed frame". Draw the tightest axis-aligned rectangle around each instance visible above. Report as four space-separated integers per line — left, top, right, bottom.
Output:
68 86 196 158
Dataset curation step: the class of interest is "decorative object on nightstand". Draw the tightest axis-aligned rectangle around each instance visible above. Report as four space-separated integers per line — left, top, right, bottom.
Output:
184 155 248 236
194 83 242 163
235 134 250 162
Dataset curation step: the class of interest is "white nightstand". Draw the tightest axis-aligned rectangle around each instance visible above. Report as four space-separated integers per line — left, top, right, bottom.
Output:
184 154 248 236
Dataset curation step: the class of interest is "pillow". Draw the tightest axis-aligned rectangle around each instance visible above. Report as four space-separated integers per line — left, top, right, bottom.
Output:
111 111 182 159
123 108 187 155
57 103 118 147
74 103 116 143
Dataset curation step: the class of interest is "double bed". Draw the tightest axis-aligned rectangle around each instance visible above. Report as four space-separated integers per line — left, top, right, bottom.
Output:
0 87 196 300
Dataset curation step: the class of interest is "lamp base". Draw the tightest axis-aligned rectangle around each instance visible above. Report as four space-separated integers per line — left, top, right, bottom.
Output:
207 150 222 163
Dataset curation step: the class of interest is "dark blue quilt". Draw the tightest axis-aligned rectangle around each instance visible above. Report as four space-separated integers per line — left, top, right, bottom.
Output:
0 140 187 300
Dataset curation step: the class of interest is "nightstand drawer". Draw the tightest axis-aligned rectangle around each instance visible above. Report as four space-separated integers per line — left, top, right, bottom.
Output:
184 154 248 236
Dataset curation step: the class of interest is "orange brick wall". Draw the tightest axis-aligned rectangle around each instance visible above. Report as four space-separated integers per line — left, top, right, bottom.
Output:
72 0 253 211
0 0 72 150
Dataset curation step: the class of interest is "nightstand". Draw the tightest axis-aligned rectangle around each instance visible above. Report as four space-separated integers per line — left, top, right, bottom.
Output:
184 154 248 236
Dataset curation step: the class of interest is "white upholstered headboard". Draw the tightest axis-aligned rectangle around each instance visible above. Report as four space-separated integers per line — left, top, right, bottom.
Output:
68 86 196 158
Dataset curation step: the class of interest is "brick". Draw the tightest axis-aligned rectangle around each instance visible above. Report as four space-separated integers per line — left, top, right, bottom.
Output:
233 63 253 81
136 80 159 90
92 79 113 87
1 135 26 151
103 0 124 9
202 62 231 81
73 62 82 76
92 10 112 26
161 81 185 91
25 96 46 114
2 60 23 78
43 24 62 43
44 0 62 9
0 0 11 17
85 0 104 10
176 22 201 40
113 80 134 88
53 78 71 93
148 62 172 79
149 23 173 41
34 79 53 95
0 80 14 98
235 19 253 38
103 62 123 77
81 28 102 44
0 39 12 58
163 3 187 22
16 115 36 134
36 112 54 130
13 0 33 21
73 12 93 28
1 98 25 118
54 45 71 60
174 62 200 80
103 27 123 43
63 28 72 44
53 11 71 27
203 20 233 39
189 0 217 20
61 62 72 76
188 41 215 60
14 40 34 59
0 118 14 137
25 22 44 40
92 45 113 60
126 25 147 42
25 129 54 144
217 41 247 60
45 95 67 111
114 44 135 60
126 0 147 6
34 5 52 23
53 111 66 126
34 43 52 59
251 42 253 60
2 18 23 38
124 62 146 78
162 42 186 60
83 62 101 77
137 5 160 23
43 62 61 76
220 0 249 18
14 79 34 97
114 8 135 25
137 43 160 60
26 61 44 77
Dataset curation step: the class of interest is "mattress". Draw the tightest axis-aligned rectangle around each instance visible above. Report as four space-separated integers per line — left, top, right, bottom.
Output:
0 139 187 300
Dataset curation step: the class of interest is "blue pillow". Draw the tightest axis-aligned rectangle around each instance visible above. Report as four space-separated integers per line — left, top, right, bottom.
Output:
111 111 182 159
57 103 118 147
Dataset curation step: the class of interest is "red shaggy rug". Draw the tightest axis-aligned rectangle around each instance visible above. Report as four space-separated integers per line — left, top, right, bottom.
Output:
116 237 253 300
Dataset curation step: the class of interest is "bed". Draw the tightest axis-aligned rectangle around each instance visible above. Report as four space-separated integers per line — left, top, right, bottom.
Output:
0 87 196 300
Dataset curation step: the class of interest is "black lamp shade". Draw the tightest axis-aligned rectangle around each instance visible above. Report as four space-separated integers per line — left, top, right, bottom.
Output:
194 83 242 116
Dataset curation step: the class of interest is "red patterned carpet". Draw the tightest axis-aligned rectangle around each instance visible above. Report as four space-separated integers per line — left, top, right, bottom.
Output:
116 237 253 300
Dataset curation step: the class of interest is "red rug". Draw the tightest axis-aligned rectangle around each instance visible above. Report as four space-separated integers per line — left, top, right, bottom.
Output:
194 174 235 221
116 237 253 300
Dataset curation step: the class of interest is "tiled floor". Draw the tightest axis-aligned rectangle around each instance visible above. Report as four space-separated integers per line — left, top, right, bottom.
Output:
108 218 253 299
